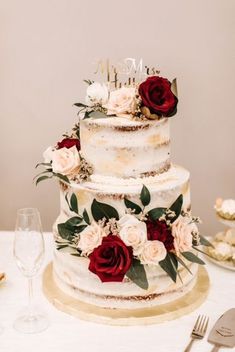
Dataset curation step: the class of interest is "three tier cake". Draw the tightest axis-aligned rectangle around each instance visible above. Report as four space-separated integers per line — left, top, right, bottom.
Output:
37 61 208 312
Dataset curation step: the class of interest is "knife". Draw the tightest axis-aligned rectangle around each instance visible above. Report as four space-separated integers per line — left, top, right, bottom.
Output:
208 308 235 351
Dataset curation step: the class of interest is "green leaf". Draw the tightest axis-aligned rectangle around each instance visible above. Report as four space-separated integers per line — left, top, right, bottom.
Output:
65 193 72 211
193 246 212 259
169 194 183 222
171 78 178 98
89 111 107 119
70 193 78 214
35 162 52 169
83 209 90 225
65 216 83 227
124 198 142 214
175 255 192 275
57 223 75 241
126 259 148 290
168 252 178 270
76 129 80 139
74 102 88 108
33 170 52 180
57 244 68 250
148 207 166 221
91 199 119 221
53 173 70 184
35 175 52 186
74 225 87 233
140 185 151 206
84 110 91 119
71 253 82 257
83 79 94 85
182 251 205 265
168 253 183 283
159 253 177 282
199 235 213 247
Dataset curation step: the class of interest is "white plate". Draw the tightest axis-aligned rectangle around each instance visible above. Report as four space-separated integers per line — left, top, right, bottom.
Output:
218 217 235 228
204 236 235 272
205 254 235 271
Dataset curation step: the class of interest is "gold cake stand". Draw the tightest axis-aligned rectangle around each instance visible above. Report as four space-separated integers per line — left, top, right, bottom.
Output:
42 263 210 326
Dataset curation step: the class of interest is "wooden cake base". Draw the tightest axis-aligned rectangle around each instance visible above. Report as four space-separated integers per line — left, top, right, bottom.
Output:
42 263 210 326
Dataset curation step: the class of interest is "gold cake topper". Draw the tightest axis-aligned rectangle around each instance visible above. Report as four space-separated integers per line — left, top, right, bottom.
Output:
93 58 160 89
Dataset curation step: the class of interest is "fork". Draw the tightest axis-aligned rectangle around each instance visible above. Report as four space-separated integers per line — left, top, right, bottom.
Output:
183 315 209 352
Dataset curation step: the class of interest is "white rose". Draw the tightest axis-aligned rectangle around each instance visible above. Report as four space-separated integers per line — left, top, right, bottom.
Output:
105 87 136 117
43 146 55 163
119 214 147 255
85 82 109 106
140 240 167 265
171 216 193 254
51 146 80 176
77 222 106 255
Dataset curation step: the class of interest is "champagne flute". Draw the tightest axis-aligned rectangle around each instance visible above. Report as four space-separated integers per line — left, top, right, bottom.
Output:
13 208 49 333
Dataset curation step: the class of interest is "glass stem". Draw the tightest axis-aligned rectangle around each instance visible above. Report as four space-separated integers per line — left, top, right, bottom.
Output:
28 278 34 316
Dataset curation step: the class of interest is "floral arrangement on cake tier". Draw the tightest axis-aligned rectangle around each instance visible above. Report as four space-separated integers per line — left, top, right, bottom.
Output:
55 186 212 289
35 74 178 185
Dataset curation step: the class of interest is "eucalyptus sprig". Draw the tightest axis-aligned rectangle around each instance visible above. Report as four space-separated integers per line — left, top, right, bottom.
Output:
34 163 70 186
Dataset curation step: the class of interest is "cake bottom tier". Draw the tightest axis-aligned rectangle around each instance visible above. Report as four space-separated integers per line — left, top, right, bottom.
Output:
53 249 198 310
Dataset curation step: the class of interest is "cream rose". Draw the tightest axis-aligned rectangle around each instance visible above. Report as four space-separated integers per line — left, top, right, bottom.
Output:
43 146 55 163
140 240 167 265
77 222 106 255
85 82 109 106
172 216 193 254
119 214 147 255
105 87 136 117
51 146 80 176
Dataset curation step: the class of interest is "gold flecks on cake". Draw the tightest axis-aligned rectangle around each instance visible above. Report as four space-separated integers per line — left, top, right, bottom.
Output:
75 190 89 207
181 180 190 195
99 161 122 175
147 134 170 147
115 149 134 166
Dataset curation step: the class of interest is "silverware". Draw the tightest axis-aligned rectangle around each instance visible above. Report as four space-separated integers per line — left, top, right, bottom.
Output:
208 308 235 351
183 315 209 352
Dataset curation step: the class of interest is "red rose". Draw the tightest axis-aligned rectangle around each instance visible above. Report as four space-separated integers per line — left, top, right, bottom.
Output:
146 219 174 251
88 235 133 283
57 138 80 151
138 76 178 117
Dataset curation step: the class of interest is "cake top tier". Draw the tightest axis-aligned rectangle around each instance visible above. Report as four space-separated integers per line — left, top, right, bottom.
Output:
80 116 170 178
36 69 178 185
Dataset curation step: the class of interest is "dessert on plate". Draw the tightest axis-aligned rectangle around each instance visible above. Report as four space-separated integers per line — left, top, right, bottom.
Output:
215 198 235 220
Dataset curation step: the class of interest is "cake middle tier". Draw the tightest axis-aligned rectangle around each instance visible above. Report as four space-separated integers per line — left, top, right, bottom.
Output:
80 116 170 178
58 165 190 222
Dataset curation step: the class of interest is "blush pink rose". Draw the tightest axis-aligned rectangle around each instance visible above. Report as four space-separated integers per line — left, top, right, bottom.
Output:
105 87 136 117
140 240 167 265
51 146 80 176
171 216 193 254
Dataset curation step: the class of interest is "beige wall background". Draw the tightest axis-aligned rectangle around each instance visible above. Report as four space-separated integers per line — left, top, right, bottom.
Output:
1 0 234 234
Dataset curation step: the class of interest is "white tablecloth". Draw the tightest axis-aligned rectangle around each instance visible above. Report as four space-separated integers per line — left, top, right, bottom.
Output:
0 231 234 352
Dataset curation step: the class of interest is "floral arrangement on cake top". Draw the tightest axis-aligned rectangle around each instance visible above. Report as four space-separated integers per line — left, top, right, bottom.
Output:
75 74 178 121
35 72 177 186
55 186 211 289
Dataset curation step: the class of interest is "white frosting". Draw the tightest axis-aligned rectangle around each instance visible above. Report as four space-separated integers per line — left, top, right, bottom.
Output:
53 248 198 309
53 116 195 310
220 199 235 215
59 164 190 222
80 117 170 178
